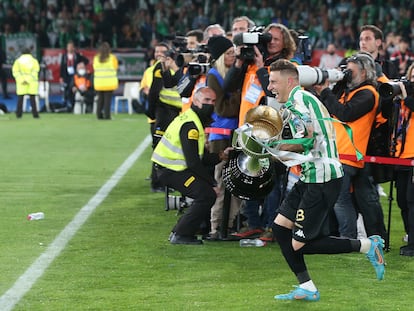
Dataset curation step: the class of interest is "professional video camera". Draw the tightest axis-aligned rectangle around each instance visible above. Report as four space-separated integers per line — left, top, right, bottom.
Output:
187 62 211 76
232 26 272 62
378 78 414 98
176 44 210 68
297 65 352 87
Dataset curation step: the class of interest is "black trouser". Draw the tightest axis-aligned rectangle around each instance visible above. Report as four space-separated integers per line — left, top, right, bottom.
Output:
16 95 38 118
395 166 414 246
156 166 216 236
96 91 113 119
0 68 8 96
153 103 180 146
151 104 180 188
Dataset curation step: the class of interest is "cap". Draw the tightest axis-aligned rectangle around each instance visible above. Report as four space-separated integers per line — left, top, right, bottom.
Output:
207 36 233 61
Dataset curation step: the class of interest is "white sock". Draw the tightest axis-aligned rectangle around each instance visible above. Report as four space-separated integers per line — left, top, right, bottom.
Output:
299 280 317 292
360 238 371 253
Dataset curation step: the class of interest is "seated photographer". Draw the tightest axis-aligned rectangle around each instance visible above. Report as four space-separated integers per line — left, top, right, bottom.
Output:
314 52 386 241
70 62 95 114
392 63 414 256
151 87 231 245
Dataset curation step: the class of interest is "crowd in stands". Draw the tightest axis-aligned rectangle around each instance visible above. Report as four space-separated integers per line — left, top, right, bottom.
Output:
1 0 414 54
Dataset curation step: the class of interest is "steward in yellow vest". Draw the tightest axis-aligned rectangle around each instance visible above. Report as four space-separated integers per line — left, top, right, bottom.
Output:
151 87 231 245
12 48 40 118
93 42 118 120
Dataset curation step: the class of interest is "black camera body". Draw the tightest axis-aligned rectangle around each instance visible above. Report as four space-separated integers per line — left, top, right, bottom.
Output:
378 79 414 98
233 27 272 63
296 35 313 64
187 62 211 76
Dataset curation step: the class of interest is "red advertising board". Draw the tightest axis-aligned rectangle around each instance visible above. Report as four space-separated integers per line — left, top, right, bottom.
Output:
41 48 147 83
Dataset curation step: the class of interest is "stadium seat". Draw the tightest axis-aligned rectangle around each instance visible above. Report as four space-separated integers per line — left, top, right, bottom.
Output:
113 81 140 114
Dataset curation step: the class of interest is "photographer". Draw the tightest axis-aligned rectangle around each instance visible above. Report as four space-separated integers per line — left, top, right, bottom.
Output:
392 63 414 256
148 45 183 147
205 36 242 240
177 31 211 112
226 21 295 240
314 52 386 241
225 23 297 126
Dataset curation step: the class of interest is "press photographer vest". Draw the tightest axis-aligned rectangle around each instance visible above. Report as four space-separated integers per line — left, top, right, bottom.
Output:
155 67 182 109
151 109 205 171
395 101 414 158
239 64 266 127
335 85 379 168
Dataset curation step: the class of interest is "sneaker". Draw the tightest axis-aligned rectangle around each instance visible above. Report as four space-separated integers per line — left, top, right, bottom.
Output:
231 227 264 239
274 286 320 301
366 235 385 280
259 228 275 242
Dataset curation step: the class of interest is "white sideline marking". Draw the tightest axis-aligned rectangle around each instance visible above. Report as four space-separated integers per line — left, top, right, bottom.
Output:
0 135 152 311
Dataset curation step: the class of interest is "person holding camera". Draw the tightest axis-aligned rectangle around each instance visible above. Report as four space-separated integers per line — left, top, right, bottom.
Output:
392 63 414 256
148 45 183 147
177 29 211 113
314 52 386 240
226 21 295 241
147 42 183 192
151 86 231 245
268 59 385 302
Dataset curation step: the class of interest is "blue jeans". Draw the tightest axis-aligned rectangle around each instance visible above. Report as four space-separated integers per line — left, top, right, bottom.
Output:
334 164 385 239
334 164 358 238
243 173 282 229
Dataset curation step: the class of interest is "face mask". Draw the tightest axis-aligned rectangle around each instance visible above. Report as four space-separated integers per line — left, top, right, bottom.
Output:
192 103 214 126
77 69 86 75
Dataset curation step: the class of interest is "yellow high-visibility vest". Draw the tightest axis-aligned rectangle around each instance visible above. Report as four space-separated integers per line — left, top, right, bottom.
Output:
152 109 204 171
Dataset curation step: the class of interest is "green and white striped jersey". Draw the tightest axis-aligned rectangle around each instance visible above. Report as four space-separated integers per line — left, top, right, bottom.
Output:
284 86 344 183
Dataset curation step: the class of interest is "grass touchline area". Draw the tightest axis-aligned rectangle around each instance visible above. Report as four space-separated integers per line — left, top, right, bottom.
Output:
0 113 412 311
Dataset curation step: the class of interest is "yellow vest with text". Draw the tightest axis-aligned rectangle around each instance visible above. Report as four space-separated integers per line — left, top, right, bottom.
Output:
151 109 205 171
154 66 182 109
93 54 118 91
239 63 265 127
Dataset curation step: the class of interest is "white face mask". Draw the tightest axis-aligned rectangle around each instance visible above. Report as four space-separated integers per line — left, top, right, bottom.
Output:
78 69 86 75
